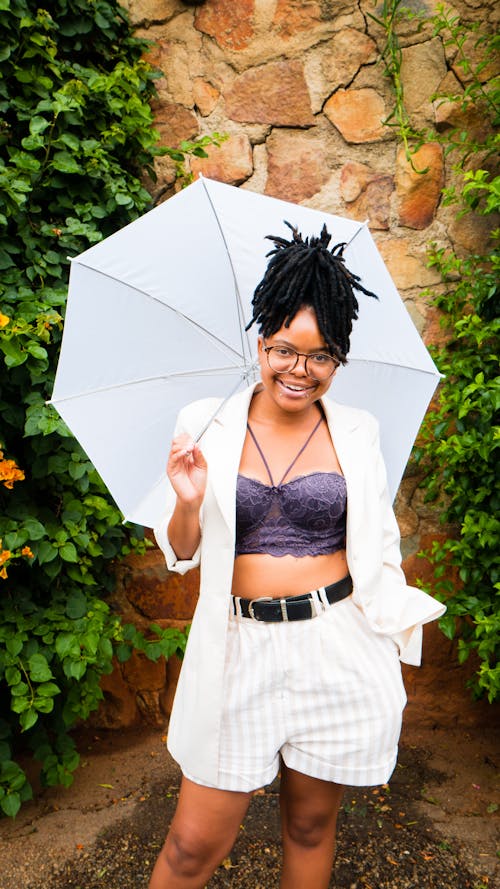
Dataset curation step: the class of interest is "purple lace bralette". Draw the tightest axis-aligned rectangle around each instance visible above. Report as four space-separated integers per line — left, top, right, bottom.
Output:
235 471 347 557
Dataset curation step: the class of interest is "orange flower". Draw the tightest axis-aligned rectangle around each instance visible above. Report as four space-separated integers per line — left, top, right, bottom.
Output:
0 566 7 580
0 456 25 489
22 546 34 559
0 549 12 566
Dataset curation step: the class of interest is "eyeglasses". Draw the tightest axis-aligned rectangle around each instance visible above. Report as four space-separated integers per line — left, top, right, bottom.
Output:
263 344 340 381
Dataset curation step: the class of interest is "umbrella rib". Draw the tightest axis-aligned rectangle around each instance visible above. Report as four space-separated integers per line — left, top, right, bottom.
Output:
346 358 443 376
199 177 252 364
343 219 369 250
72 261 246 364
50 366 254 405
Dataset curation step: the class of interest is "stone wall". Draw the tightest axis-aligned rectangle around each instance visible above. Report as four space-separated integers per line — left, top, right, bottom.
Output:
90 0 498 731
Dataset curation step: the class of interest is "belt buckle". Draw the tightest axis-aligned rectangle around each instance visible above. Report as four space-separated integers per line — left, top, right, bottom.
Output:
248 596 273 620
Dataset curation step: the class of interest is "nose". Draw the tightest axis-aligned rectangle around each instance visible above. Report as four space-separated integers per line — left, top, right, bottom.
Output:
291 353 309 376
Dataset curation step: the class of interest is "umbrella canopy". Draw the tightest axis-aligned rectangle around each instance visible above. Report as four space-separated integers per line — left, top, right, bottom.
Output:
50 177 440 528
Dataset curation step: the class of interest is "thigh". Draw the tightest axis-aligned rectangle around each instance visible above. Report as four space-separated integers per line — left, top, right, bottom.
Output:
169 776 252 853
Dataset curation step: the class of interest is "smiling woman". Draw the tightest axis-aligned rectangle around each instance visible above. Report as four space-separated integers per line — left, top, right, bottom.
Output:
150 224 445 889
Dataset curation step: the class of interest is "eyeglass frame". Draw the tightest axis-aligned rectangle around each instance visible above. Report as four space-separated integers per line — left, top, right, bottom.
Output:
262 343 341 381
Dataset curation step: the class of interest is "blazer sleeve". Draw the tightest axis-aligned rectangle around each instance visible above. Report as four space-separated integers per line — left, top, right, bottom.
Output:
372 421 446 665
153 407 203 575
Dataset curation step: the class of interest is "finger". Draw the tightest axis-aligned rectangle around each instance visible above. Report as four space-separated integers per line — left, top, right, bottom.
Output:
191 444 207 468
170 436 195 458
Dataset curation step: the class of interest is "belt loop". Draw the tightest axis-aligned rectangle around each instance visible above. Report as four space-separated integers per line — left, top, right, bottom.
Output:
311 589 324 616
233 596 243 619
317 586 330 609
280 598 289 621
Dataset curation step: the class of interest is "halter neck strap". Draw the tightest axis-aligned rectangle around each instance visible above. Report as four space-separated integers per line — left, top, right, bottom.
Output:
246 414 324 487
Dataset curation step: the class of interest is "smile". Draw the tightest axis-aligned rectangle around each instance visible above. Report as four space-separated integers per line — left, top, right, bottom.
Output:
277 379 316 395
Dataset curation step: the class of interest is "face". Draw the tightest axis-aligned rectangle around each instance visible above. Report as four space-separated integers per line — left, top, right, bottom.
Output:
257 307 338 413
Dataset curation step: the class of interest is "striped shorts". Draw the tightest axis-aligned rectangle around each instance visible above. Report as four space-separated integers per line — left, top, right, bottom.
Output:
184 592 407 792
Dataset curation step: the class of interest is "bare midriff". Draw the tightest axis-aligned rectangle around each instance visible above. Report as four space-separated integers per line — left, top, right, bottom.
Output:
231 549 348 600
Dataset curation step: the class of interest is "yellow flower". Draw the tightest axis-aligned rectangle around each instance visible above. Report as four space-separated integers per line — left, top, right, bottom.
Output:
0 566 7 579
0 313 10 328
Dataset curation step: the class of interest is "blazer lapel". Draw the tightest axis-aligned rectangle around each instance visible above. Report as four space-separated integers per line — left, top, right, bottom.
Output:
204 384 257 536
321 397 365 540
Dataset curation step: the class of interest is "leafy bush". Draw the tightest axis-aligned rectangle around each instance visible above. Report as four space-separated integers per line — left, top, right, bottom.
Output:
376 2 499 700
0 0 195 817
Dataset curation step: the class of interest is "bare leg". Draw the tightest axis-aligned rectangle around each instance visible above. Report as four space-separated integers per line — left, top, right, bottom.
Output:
149 776 252 889
279 763 344 889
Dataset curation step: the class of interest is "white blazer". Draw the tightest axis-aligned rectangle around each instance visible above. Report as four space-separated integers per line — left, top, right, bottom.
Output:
155 383 445 785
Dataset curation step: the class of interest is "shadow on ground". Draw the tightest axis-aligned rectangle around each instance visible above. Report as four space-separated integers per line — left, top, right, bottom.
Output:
1 725 498 889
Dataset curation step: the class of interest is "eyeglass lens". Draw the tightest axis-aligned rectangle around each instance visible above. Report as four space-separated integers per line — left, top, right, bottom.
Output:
266 347 337 380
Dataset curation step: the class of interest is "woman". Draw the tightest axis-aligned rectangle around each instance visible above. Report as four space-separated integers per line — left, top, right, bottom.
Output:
150 224 445 889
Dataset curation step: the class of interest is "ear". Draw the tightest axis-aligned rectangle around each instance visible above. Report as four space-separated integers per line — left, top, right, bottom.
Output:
257 335 264 353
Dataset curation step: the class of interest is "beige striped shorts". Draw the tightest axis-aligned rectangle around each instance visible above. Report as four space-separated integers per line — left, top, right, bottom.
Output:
184 592 407 792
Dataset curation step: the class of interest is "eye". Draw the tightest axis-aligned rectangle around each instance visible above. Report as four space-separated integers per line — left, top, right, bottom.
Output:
310 353 331 364
274 347 294 357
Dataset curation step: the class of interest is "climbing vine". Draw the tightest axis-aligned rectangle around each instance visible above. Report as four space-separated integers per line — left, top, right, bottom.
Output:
374 2 499 700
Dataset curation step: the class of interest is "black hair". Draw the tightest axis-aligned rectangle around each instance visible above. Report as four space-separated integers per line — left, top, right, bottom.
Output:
246 221 378 362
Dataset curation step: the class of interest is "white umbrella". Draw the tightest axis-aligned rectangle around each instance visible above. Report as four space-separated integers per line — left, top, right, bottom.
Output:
50 176 440 528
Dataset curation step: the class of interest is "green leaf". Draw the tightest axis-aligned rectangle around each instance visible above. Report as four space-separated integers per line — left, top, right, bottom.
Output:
1 793 21 818
66 592 87 619
59 543 78 563
55 633 78 659
19 710 38 732
37 541 58 564
28 653 53 682
6 638 23 658
5 667 21 686
36 682 60 698
29 116 51 135
50 152 81 174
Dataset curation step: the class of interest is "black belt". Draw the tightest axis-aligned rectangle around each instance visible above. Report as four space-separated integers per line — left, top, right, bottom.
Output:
232 574 352 623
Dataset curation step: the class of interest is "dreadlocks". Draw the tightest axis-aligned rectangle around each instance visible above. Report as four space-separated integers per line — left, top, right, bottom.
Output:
246 222 378 362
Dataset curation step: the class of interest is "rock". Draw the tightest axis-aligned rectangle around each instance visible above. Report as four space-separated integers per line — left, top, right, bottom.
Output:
225 60 314 126
272 0 350 40
321 27 377 88
94 664 140 730
340 162 394 230
151 100 199 148
377 238 440 290
265 130 329 202
324 88 387 143
160 654 183 715
396 502 420 538
136 690 164 727
340 161 371 202
122 651 167 692
193 78 220 116
194 0 255 51
400 38 447 119
396 143 444 230
190 133 253 185
448 209 496 255
123 0 178 24
425 305 453 349
120 551 199 622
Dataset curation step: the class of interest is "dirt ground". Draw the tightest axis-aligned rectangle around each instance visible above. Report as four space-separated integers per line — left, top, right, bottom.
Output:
0 720 498 889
